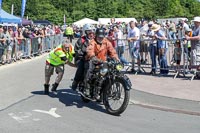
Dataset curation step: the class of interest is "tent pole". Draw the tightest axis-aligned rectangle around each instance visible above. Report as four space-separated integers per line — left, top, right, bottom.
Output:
11 4 14 15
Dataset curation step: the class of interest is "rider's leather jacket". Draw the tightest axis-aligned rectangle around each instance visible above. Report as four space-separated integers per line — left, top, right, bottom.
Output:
86 38 119 61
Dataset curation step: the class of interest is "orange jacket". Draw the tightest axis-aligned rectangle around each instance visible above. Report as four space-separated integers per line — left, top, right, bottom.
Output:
86 38 119 61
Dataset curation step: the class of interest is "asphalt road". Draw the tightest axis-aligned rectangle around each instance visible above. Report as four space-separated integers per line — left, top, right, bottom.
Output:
0 54 200 133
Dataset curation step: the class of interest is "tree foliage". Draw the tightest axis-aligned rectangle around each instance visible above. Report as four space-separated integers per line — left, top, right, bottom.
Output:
2 0 200 25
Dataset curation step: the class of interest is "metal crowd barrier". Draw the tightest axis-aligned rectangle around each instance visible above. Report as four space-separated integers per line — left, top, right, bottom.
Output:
118 38 200 81
0 34 63 65
1 33 199 81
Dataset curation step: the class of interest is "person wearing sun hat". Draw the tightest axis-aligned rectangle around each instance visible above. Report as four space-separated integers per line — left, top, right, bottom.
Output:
185 16 200 78
151 24 169 75
185 17 200 41
147 21 158 75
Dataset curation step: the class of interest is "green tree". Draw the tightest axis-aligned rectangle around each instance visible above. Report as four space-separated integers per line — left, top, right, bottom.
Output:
2 0 200 24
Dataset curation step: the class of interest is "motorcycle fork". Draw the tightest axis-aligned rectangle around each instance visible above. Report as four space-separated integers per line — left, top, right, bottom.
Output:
107 76 113 95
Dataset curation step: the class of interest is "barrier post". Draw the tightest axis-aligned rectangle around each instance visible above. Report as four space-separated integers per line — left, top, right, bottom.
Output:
31 37 39 56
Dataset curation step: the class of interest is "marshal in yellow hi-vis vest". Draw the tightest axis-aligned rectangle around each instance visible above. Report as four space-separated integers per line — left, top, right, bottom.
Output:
65 27 74 35
46 44 75 66
44 42 76 95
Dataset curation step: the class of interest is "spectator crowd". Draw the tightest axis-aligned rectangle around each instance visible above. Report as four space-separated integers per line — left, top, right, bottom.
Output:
1 16 200 79
70 17 200 79
0 24 63 65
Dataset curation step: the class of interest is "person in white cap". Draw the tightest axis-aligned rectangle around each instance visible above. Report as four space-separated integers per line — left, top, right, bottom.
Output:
179 18 189 31
185 16 200 78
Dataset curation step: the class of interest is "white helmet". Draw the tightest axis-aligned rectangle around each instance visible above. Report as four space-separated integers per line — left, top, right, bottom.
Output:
82 24 96 35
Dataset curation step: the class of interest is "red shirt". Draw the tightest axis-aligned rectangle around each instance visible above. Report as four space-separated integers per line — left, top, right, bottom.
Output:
55 28 61 34
107 33 116 48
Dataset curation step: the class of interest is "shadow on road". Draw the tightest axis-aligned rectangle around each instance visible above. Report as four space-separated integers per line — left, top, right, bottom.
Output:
31 88 106 114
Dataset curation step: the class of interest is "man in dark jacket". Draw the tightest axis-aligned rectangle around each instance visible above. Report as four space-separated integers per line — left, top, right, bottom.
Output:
71 24 95 90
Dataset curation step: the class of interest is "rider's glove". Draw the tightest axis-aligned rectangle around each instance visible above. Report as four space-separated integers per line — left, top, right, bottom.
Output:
91 56 103 63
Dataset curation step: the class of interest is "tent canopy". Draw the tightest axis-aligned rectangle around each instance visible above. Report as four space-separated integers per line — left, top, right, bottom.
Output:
157 18 188 25
22 18 33 26
98 18 138 25
73 18 99 27
0 9 22 24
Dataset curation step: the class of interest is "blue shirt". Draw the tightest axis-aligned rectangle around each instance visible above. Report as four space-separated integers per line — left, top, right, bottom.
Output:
191 26 200 49
155 30 168 48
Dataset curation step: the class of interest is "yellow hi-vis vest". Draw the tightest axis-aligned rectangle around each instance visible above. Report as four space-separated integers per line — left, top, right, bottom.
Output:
65 27 74 35
46 44 75 66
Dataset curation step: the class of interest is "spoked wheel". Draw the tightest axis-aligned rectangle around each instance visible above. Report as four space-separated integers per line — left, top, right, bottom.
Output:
103 78 130 116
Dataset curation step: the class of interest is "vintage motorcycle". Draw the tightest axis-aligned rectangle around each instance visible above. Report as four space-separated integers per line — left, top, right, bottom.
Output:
76 58 132 116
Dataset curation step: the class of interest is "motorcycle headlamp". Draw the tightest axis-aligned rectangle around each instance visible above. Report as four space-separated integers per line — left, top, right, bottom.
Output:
100 68 108 76
116 64 123 71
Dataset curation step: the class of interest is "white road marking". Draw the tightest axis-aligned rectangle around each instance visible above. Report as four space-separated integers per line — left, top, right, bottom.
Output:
129 99 157 106
8 112 32 123
129 99 136 105
32 118 41 121
33 108 61 118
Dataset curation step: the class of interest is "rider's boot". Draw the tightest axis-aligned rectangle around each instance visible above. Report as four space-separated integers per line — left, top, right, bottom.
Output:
51 83 59 92
96 93 103 104
85 89 90 96
85 83 90 97
71 80 78 91
44 84 49 95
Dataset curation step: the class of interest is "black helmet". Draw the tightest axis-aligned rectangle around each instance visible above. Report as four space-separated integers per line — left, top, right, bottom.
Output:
95 28 105 38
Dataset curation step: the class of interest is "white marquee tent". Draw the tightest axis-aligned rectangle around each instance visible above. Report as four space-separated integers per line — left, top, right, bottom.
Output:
73 18 99 27
157 18 188 25
98 18 138 25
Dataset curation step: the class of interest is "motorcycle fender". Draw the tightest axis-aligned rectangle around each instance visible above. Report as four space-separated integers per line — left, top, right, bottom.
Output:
118 75 132 90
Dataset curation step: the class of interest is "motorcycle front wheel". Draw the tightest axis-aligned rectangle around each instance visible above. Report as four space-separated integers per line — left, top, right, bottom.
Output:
103 77 130 116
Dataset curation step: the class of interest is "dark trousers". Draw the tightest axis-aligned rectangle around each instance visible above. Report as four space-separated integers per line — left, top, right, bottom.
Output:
67 35 73 43
158 48 169 74
0 48 4 62
149 44 157 72
74 59 85 82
